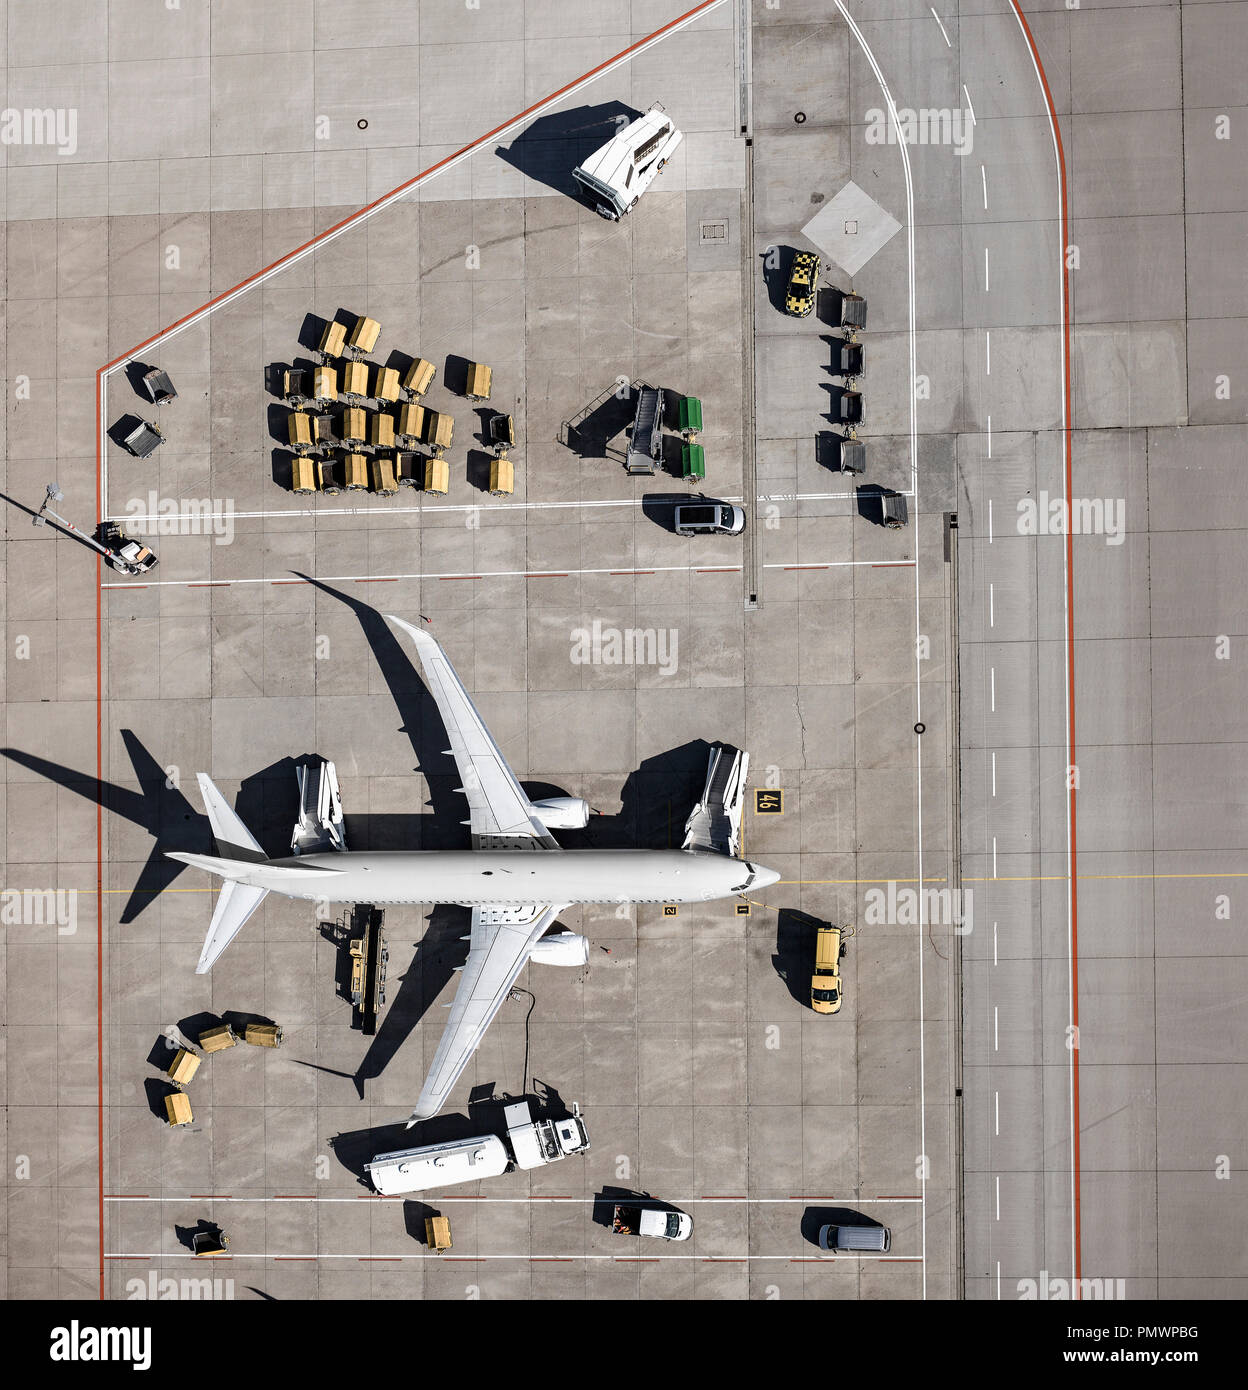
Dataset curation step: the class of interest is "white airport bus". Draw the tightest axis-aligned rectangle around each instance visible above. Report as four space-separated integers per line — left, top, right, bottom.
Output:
572 103 683 220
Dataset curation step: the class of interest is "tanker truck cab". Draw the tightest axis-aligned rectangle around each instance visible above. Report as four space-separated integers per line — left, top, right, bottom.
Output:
572 104 683 220
811 925 843 1014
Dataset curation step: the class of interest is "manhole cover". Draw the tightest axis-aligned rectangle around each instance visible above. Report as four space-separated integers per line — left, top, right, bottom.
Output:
699 218 729 243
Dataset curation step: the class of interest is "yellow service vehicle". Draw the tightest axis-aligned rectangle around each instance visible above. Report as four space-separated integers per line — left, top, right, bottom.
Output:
811 924 843 1014
785 250 820 317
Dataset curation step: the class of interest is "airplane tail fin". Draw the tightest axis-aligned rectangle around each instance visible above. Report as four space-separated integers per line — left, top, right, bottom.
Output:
196 773 264 857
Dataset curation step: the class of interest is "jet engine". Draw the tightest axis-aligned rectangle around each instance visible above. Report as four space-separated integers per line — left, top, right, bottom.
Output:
530 796 591 830
529 931 591 967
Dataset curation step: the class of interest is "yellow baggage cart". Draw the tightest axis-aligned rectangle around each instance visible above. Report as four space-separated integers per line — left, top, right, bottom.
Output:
340 359 370 403
198 1024 237 1053
243 1022 283 1048
371 455 399 495
488 456 514 497
369 412 396 450
312 365 337 406
402 357 436 399
425 1216 453 1253
342 453 370 490
424 457 450 494
319 319 347 359
464 361 492 402
340 406 368 448
373 365 400 404
291 456 321 494
425 410 453 457
167 1048 201 1086
165 1092 193 1127
287 409 313 453
347 314 381 356
396 402 425 445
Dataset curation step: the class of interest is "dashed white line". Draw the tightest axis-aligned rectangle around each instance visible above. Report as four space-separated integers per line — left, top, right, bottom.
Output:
990 666 996 710
987 415 993 457
993 924 999 969
989 582 995 626
988 497 994 542
981 163 988 209
991 751 997 797
995 1175 1001 1221
993 1002 999 1046
963 83 976 124
930 6 951 46
995 1091 1000 1135
985 330 992 376
984 244 990 292
992 837 998 879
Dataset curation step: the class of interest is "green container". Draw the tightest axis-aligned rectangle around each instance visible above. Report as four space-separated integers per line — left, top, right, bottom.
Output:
681 442 706 480
677 396 704 435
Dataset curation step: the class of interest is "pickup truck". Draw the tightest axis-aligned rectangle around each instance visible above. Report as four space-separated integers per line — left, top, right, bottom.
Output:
612 1204 693 1241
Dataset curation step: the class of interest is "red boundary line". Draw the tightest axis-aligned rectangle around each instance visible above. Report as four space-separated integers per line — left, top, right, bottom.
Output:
1008 1 1080 1290
92 0 727 1302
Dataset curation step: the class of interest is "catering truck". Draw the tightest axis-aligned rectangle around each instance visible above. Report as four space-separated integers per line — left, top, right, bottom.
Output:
572 103 683 220
365 1101 590 1196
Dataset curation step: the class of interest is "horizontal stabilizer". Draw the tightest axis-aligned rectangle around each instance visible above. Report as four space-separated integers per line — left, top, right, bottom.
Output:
165 850 341 880
196 773 264 858
196 879 269 974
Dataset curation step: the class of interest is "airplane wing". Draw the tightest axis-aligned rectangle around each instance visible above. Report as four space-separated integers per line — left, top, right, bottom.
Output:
387 616 558 849
409 903 568 1122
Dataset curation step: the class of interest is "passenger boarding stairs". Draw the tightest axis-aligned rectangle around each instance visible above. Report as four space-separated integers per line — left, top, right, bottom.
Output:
291 758 347 855
682 743 750 859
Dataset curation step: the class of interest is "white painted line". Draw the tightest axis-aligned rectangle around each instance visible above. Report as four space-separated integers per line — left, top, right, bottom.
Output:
985 330 991 376
105 1252 919 1262
963 84 976 124
990 666 996 711
930 5 951 46
997 1260 1001 1300
984 244 990 292
989 582 995 626
981 163 988 209
995 1090 1000 1135
104 1194 924 1206
991 750 997 796
100 557 909 591
992 837 998 879
988 497 994 543
987 415 993 457
995 1175 1001 1220
993 1002 999 1046
993 923 998 968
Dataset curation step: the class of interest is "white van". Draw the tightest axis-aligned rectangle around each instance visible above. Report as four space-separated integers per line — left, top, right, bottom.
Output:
365 1134 509 1196
573 104 683 220
818 1223 891 1253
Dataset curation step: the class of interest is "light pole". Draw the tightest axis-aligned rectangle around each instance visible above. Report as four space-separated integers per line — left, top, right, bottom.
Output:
33 483 157 575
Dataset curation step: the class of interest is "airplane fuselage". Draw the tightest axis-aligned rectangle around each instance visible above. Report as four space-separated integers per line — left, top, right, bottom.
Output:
213 848 770 905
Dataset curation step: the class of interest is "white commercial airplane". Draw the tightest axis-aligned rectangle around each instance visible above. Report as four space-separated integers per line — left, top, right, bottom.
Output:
167 618 779 1121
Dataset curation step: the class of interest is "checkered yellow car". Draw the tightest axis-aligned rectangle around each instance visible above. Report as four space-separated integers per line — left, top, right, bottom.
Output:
784 250 820 317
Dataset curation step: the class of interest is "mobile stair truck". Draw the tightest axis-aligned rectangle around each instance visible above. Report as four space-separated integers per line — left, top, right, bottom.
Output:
365 1101 590 1196
626 384 664 475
